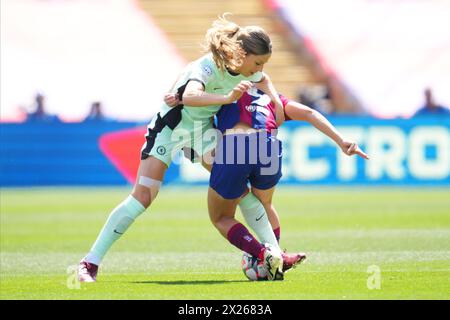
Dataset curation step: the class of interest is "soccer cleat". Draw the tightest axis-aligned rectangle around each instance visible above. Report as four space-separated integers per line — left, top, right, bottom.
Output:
281 251 307 272
78 260 98 283
273 269 285 281
257 244 283 281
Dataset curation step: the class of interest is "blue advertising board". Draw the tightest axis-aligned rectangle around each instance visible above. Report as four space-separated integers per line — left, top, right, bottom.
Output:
1 117 449 187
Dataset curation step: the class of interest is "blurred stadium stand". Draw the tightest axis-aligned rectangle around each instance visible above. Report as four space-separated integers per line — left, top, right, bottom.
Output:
0 0 184 122
137 0 327 110
1 0 449 187
273 0 450 118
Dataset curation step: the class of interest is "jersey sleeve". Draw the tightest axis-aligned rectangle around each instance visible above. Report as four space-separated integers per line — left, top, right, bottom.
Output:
248 71 264 83
187 58 215 88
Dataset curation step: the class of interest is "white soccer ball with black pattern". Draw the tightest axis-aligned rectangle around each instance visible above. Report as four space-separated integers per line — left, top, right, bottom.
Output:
241 252 268 281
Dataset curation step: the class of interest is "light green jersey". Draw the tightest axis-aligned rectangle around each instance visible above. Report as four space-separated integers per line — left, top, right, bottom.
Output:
159 54 263 122
143 54 263 166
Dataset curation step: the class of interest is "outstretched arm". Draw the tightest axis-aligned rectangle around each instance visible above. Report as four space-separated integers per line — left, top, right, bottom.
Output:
284 101 369 159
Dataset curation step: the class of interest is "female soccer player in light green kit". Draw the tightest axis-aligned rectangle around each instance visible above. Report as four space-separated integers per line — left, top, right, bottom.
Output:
78 15 288 282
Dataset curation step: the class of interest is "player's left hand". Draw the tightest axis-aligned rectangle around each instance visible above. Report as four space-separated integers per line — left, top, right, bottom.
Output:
340 141 370 160
164 93 180 107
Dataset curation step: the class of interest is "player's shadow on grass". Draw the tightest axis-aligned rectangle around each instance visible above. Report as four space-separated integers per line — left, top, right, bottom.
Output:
131 280 248 285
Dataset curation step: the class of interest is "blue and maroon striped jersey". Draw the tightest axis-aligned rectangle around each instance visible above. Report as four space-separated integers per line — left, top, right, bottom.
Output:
215 87 290 133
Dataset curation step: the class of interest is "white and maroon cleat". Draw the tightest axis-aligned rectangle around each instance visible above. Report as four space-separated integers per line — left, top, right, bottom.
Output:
78 260 98 283
282 251 307 272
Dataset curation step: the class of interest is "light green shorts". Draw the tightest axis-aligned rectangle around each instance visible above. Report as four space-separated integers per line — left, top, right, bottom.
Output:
141 108 219 166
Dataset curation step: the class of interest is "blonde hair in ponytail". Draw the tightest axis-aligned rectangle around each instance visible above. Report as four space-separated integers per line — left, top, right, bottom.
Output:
204 13 272 73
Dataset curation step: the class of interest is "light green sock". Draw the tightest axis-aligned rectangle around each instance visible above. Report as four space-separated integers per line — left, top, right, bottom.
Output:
238 193 280 250
84 195 145 265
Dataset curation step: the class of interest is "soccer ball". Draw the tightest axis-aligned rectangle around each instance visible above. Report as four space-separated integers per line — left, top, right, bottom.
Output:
241 252 268 281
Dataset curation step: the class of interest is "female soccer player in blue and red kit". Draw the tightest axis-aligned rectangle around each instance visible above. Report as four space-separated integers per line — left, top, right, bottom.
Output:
207 86 369 279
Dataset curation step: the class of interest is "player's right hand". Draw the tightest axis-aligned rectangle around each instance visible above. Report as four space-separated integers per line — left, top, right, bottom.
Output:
164 93 180 107
339 140 370 160
226 81 253 103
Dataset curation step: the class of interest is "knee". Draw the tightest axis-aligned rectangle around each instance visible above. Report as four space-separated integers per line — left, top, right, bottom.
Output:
212 217 232 236
209 212 222 226
132 178 162 208
251 192 271 206
131 189 154 209
209 212 229 229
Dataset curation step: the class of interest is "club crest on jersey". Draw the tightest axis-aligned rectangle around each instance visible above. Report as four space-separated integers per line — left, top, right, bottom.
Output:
245 104 257 112
156 146 166 155
203 65 212 77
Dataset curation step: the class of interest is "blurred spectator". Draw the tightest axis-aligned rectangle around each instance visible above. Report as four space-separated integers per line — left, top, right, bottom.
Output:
297 84 336 115
25 93 60 122
413 88 449 116
297 77 365 116
83 101 108 122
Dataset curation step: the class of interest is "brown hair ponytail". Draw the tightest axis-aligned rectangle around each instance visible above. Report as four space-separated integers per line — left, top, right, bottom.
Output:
204 13 272 72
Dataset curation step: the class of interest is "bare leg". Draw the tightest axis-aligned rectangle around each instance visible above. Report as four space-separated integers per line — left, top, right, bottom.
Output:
131 156 168 208
207 187 241 238
207 187 266 258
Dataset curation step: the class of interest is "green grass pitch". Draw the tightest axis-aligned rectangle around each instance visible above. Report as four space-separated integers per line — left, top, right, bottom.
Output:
1 187 449 300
